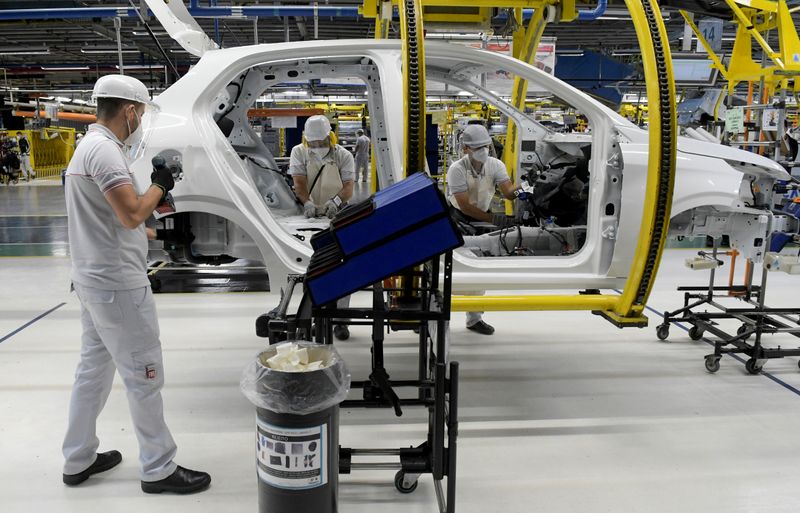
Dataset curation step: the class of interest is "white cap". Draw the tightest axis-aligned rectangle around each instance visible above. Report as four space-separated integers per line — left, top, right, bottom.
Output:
304 115 332 142
92 74 154 107
461 124 492 148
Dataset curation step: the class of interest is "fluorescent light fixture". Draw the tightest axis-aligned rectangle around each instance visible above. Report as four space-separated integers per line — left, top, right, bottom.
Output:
115 64 163 70
557 51 585 57
0 46 50 55
73 99 89 105
132 31 168 36
55 96 71 103
41 96 55 100
457 91 473 96
169 48 189 53
281 91 308 96
40 65 90 71
81 46 139 54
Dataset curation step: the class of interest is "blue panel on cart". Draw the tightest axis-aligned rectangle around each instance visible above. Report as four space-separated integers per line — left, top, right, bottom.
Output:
335 173 445 256
782 199 800 220
310 228 335 251
307 216 460 305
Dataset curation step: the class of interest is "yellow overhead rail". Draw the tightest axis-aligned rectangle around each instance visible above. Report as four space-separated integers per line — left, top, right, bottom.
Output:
680 0 800 96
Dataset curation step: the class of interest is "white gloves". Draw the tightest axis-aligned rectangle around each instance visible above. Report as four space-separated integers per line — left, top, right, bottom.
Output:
323 199 339 219
303 200 317 218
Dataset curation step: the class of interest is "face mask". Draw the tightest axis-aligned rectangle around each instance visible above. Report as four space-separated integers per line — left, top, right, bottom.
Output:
310 147 329 159
470 147 489 163
124 108 143 146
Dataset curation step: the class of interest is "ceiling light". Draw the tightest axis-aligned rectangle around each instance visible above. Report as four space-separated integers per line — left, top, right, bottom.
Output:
457 91 473 96
40 65 90 71
169 48 189 53
81 46 139 54
55 96 71 103
132 31 168 36
281 91 308 96
0 46 50 56
73 99 89 105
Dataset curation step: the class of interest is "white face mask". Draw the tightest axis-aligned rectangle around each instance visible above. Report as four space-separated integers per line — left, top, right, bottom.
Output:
310 147 329 159
124 108 143 147
470 147 489 164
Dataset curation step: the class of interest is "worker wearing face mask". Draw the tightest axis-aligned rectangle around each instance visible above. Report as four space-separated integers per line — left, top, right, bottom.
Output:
62 75 210 494
289 115 355 219
446 124 525 335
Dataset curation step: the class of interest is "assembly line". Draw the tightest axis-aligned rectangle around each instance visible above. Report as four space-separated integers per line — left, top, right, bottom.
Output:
1 0 800 512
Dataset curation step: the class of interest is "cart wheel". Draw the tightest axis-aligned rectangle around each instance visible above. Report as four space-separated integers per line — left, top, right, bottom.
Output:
656 324 670 341
704 356 720 373
737 325 751 340
394 471 418 494
688 326 704 341
745 358 762 375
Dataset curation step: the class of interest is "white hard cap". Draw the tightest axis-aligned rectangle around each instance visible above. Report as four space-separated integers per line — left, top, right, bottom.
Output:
92 74 154 107
304 115 332 142
461 124 492 148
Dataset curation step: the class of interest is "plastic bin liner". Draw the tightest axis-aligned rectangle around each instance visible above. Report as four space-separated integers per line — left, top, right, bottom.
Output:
241 342 351 415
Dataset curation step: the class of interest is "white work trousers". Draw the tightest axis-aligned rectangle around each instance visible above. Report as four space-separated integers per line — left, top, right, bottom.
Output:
355 155 369 181
19 155 33 180
63 283 177 482
464 291 485 327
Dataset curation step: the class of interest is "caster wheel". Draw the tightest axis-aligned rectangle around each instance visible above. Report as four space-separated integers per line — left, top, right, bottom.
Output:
688 326 704 341
656 324 670 341
745 358 762 375
737 325 751 340
333 324 350 341
704 356 720 373
394 471 418 494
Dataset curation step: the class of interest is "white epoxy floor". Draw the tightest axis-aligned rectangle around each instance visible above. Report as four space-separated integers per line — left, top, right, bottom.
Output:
3 251 800 513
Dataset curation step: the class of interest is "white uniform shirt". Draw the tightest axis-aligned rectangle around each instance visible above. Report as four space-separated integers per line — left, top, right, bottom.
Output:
65 123 150 290
446 155 510 210
288 144 355 182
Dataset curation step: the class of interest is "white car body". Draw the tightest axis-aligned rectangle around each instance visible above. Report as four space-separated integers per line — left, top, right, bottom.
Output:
131 37 790 293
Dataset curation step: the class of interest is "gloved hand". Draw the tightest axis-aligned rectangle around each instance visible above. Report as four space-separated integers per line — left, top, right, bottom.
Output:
491 213 515 228
513 187 530 201
323 199 339 219
150 166 175 201
303 200 317 218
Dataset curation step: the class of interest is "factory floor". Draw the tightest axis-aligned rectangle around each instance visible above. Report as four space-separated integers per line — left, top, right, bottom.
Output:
3 183 800 512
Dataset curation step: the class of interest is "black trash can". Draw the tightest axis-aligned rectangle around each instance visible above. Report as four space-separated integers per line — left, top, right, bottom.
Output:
241 342 351 513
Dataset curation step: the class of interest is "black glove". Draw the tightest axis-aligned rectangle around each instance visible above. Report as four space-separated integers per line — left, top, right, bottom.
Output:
150 166 175 200
491 213 515 228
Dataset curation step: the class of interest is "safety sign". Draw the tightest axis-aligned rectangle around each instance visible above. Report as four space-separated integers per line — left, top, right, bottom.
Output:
255 417 327 490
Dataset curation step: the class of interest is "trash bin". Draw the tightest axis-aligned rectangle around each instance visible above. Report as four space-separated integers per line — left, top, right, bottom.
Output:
241 342 351 513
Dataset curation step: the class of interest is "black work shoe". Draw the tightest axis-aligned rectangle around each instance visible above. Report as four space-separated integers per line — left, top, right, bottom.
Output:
63 450 123 486
333 324 350 341
141 466 211 494
467 320 495 335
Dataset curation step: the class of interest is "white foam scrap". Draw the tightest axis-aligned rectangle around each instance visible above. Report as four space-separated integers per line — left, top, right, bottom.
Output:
266 343 327 372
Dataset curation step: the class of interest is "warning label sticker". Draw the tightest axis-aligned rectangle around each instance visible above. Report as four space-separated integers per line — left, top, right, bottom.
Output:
255 417 327 490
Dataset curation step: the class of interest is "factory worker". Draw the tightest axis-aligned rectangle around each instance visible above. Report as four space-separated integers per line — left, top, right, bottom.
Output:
446 124 524 335
62 74 210 494
353 128 371 182
289 115 355 219
16 134 34 181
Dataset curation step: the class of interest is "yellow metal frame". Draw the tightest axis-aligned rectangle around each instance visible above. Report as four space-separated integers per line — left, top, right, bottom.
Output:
360 0 678 325
453 0 677 326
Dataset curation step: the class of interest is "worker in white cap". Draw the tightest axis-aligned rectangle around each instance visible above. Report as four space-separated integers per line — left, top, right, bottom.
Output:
62 74 210 494
446 124 525 335
289 115 355 219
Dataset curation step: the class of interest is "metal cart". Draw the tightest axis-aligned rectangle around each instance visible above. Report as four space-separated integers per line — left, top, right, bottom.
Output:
656 242 800 374
258 251 459 513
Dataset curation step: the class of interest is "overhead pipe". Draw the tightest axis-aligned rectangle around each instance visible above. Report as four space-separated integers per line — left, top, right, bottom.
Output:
0 5 361 21
577 0 608 21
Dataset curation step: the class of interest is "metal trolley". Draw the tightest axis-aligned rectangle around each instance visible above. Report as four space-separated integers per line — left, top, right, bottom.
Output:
257 251 459 513
656 243 800 374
